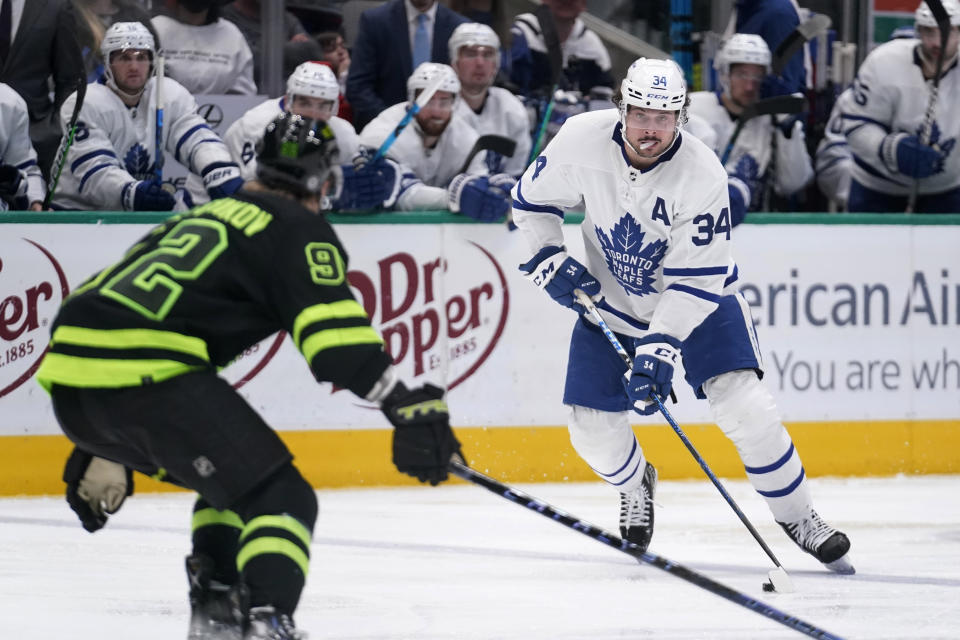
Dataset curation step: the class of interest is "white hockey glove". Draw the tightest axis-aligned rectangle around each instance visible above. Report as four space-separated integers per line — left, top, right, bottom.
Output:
625 333 681 415
63 448 134 532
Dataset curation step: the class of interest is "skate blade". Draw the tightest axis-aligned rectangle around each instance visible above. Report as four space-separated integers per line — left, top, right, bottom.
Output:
824 554 855 575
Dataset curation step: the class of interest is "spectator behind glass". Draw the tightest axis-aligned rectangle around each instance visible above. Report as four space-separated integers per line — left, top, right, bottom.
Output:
151 0 256 95
507 0 614 98
358 62 513 222
50 22 243 211
346 0 468 130
449 23 530 178
0 0 83 181
220 0 310 92
316 31 353 123
0 82 46 211
74 0 158 83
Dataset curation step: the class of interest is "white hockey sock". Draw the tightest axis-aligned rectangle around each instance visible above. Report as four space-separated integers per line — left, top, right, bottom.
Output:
568 404 648 493
704 370 812 522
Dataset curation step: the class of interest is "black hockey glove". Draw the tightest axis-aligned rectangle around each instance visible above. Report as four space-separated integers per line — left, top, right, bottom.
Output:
63 447 134 532
381 382 462 486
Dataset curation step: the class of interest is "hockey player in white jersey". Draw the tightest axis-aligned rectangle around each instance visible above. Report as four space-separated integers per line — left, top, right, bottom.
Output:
0 83 46 211
814 87 855 208
358 62 513 221
450 23 532 178
51 22 243 211
843 0 960 212
512 57 853 573
186 62 393 211
687 34 813 224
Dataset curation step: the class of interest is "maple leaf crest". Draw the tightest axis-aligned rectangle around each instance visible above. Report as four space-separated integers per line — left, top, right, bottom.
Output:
595 213 667 297
124 143 154 180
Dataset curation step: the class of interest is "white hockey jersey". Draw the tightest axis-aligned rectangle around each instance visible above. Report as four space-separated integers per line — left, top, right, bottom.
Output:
843 38 960 197
186 96 359 202
151 15 256 96
53 78 236 211
512 109 737 342
454 86 532 177
814 88 854 206
686 91 813 207
359 101 487 210
0 83 45 208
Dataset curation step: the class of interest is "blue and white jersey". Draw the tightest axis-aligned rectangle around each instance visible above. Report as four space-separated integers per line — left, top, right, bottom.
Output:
454 86 532 177
0 83 45 208
843 38 960 197
53 77 237 211
814 88 854 205
511 109 738 342
185 96 359 203
686 90 813 207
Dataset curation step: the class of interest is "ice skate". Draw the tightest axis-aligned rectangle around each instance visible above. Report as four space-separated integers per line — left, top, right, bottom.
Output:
778 508 855 574
186 554 247 640
619 461 657 551
245 606 306 640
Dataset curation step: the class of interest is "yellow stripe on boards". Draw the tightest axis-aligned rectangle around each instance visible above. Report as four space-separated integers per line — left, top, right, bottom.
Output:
236 537 310 576
2 420 958 496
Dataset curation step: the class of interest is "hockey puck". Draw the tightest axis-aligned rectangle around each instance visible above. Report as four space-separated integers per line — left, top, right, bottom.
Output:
762 581 775 592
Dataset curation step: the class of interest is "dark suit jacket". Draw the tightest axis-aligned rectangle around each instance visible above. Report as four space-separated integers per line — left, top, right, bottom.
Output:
346 0 467 129
0 0 82 122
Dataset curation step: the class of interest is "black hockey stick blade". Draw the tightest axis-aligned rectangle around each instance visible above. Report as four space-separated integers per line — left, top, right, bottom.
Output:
43 77 87 210
771 14 832 75
457 134 518 174
449 460 845 639
742 94 806 121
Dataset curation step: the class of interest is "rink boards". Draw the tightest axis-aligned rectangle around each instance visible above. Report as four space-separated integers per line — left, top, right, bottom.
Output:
1 212 958 495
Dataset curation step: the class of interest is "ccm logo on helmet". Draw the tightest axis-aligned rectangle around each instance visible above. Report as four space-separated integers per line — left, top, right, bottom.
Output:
646 93 670 100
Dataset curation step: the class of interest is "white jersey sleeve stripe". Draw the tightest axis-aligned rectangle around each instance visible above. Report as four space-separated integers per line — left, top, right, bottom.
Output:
666 283 723 303
71 150 117 172
174 124 214 161
78 164 115 192
663 266 728 276
512 179 564 216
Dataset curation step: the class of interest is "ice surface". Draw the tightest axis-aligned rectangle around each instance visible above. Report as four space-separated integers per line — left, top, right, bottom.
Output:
1 475 958 639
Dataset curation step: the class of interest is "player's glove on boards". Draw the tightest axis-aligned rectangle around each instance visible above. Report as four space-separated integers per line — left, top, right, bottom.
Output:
124 180 176 211
881 133 944 179
339 153 401 210
626 333 681 415
63 447 134 532
381 382 462 485
447 173 511 222
519 245 601 311
203 163 244 199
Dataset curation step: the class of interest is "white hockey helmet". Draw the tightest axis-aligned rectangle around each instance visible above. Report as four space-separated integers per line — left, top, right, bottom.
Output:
915 0 960 28
620 57 687 112
714 33 771 94
101 22 156 94
286 62 340 114
448 22 502 69
407 62 461 104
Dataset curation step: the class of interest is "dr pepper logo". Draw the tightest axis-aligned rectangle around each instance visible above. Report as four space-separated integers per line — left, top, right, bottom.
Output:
0 238 69 398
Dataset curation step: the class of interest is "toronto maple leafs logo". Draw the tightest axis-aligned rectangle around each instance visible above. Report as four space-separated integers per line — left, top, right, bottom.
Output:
595 213 667 296
124 143 155 180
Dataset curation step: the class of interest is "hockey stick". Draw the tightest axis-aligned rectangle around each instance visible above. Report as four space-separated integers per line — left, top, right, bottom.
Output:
907 0 950 213
771 14 832 76
43 77 87 210
154 53 165 185
457 134 517 174
573 289 795 594
719 95 805 165
527 2 564 165
449 460 843 639
371 71 449 163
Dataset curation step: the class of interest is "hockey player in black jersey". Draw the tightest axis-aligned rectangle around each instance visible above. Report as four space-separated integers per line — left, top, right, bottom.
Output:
36 113 463 640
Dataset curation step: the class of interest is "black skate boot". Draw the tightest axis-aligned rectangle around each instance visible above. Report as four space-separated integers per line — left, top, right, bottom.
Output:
186 553 248 640
619 461 657 552
778 508 855 574
245 606 306 640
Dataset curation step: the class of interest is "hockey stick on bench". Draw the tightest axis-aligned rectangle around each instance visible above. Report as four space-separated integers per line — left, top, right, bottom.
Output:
572 289 795 594
719 94 806 165
449 459 842 639
771 14 832 76
457 134 517 174
371 70 449 164
43 77 87 210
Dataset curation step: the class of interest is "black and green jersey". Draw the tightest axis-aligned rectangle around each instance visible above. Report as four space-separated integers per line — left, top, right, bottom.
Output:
36 190 392 397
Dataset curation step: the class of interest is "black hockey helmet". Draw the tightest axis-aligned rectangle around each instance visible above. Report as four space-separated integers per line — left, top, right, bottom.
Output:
256 113 341 198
